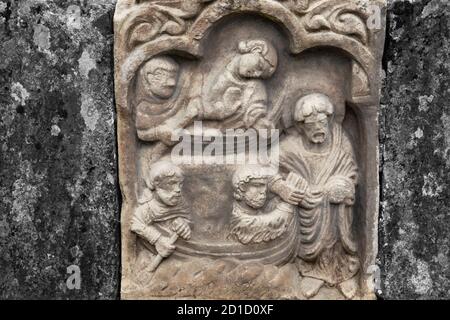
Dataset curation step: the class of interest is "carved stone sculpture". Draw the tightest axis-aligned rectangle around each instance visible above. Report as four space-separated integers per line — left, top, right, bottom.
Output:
271 93 360 297
114 0 386 299
228 165 294 244
202 39 277 130
131 160 191 276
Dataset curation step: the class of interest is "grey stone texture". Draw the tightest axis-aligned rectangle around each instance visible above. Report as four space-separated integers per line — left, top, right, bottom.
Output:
380 0 450 299
0 0 448 299
0 1 119 299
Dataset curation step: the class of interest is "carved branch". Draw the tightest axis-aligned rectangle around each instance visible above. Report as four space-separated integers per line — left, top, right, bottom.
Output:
303 1 370 45
119 2 213 51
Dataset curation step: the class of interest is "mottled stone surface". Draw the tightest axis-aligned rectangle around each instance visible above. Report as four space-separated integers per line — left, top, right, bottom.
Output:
0 0 119 299
379 0 450 299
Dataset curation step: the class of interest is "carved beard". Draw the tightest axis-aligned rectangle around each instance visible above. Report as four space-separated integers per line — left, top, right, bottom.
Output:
244 195 267 209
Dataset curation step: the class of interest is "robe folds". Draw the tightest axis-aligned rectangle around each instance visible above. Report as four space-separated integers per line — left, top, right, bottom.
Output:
277 125 360 284
228 201 294 245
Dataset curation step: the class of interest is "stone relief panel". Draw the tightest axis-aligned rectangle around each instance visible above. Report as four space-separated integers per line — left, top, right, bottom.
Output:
114 0 386 299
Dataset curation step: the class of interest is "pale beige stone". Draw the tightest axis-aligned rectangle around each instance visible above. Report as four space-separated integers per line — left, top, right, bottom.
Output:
338 276 359 299
114 0 386 300
300 277 324 298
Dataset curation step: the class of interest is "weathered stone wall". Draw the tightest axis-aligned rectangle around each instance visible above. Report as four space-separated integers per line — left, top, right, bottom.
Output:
380 0 450 299
0 0 119 299
0 0 448 299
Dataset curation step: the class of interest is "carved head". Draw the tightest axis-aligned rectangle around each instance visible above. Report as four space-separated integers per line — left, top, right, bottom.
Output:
237 39 278 79
147 160 184 207
232 166 271 209
294 93 334 144
140 56 179 99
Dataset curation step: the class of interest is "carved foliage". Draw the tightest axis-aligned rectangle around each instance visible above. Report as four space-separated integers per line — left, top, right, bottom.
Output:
122 1 213 50
304 1 370 45
122 0 372 52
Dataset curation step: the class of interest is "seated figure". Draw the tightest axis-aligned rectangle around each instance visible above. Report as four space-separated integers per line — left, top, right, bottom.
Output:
135 56 182 142
200 39 278 130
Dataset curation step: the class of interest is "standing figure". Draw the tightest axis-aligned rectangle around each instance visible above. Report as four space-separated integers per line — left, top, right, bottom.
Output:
270 93 360 298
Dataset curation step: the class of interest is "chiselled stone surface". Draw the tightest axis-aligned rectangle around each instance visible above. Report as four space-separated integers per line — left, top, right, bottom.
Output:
379 0 450 300
0 1 119 299
115 0 385 299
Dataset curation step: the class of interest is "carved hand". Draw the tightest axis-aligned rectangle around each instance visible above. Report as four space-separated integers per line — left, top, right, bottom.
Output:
326 177 355 205
158 124 179 146
272 179 305 206
171 218 192 240
155 236 176 258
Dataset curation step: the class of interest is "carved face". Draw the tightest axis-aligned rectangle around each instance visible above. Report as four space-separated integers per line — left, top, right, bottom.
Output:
146 63 179 99
242 178 267 209
238 53 270 79
298 113 330 144
154 176 183 207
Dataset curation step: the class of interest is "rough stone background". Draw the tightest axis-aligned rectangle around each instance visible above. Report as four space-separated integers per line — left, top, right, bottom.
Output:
0 0 120 299
0 0 449 299
380 0 450 299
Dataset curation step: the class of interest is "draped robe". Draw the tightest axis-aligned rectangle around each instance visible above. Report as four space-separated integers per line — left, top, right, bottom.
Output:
228 200 294 245
276 124 360 284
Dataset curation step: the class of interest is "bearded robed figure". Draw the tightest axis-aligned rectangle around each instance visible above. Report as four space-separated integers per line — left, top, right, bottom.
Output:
270 93 360 295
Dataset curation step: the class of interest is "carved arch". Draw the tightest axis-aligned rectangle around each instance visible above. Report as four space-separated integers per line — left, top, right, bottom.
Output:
189 0 303 53
187 0 377 100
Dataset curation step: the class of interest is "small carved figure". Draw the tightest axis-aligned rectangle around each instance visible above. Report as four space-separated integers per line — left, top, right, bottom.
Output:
135 56 190 145
131 161 191 270
270 93 359 296
228 165 295 245
201 39 278 130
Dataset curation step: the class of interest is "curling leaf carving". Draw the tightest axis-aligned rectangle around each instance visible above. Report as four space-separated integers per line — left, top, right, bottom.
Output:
123 1 215 51
304 2 369 45
127 6 188 50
